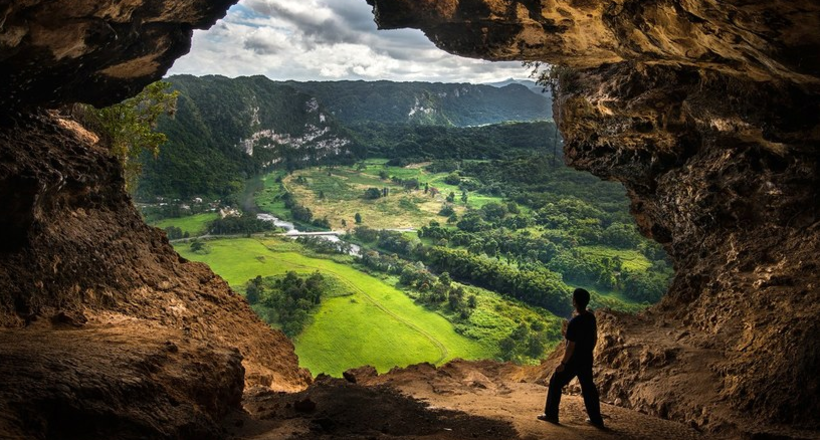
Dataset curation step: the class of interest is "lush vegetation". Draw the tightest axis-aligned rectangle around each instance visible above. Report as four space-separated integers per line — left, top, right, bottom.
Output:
283 80 552 126
174 237 505 376
245 271 328 337
260 157 673 309
137 75 363 200
79 81 179 191
135 76 552 200
352 121 558 162
135 76 672 376
151 212 218 237
208 215 276 235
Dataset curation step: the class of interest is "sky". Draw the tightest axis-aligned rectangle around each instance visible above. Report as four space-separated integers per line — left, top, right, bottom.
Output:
168 0 533 84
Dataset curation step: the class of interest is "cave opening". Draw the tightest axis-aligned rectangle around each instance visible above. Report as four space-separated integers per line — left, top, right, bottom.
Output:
1 0 818 439
133 0 674 379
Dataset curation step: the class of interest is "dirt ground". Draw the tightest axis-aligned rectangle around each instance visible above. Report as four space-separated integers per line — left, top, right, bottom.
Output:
226 363 706 440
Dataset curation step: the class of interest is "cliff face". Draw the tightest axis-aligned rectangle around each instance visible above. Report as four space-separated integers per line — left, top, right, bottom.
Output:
0 1 311 439
368 0 820 434
0 0 236 109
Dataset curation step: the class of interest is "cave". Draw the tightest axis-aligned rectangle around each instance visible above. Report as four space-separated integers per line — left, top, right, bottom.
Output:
1 0 818 439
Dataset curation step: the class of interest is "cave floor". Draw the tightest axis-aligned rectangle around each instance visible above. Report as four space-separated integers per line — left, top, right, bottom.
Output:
226 375 704 440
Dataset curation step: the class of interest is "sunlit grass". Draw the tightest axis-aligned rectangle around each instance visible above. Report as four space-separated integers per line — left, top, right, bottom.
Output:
174 237 493 376
150 212 218 236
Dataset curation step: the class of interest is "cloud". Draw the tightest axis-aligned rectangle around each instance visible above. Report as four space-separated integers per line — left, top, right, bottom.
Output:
169 0 533 83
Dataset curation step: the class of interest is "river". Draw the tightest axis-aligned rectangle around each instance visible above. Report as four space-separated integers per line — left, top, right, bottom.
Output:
257 213 362 257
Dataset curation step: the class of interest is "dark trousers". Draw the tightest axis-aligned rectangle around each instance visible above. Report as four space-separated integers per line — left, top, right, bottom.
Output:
544 363 603 424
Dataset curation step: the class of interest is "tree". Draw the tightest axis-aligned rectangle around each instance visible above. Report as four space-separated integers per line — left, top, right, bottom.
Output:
438 272 452 286
82 81 179 191
355 212 362 224
461 191 468 204
363 187 382 199
446 192 455 203
190 240 207 253
245 276 263 304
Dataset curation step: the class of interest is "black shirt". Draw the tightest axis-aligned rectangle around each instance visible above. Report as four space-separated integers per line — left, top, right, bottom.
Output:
565 311 597 368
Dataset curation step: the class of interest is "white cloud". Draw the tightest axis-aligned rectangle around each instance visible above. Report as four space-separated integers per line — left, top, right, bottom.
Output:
168 0 533 83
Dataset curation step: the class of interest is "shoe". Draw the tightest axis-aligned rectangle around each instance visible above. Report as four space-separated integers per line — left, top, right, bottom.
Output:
537 414 559 424
586 418 605 429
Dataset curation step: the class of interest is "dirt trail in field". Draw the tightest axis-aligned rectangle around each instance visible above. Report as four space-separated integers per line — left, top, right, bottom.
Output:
226 361 704 440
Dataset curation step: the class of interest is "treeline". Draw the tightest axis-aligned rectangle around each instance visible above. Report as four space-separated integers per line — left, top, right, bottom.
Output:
425 247 573 316
352 226 573 316
414 156 674 303
350 121 558 163
208 215 275 235
245 271 327 337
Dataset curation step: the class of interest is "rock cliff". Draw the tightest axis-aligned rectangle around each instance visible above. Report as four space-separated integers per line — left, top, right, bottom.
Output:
0 1 311 439
368 0 820 435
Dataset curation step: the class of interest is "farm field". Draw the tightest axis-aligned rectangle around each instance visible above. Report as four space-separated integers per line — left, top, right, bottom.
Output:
174 237 495 376
151 212 218 236
255 159 508 230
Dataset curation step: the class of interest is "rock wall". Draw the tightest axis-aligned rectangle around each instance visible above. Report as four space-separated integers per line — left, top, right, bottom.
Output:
0 1 312 438
368 0 820 435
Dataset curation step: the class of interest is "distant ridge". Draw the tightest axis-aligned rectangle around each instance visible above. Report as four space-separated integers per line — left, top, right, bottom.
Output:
137 75 553 199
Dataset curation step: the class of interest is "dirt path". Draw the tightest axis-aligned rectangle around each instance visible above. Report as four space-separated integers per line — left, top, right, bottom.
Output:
226 373 705 440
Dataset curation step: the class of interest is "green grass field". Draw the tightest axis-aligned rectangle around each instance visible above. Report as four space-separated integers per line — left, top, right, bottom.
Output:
175 237 494 376
576 245 653 271
151 213 218 236
255 160 510 230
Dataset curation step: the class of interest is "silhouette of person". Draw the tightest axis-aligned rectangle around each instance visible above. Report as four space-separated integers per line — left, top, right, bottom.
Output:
538 288 604 428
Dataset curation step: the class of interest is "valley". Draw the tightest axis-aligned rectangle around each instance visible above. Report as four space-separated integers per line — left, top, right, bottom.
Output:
139 75 671 379
155 151 671 376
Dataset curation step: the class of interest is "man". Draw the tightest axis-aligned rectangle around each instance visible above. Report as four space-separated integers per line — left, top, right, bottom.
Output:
538 288 605 428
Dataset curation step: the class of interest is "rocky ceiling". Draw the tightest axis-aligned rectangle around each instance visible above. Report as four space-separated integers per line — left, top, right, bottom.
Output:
0 0 818 438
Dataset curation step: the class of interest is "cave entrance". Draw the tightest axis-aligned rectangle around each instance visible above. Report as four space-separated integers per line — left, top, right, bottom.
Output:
136 0 672 378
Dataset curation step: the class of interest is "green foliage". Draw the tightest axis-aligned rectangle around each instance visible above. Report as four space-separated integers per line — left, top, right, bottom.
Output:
363 187 382 199
246 271 327 337
425 247 573 316
351 121 559 162
163 226 187 240
209 215 276 235
150 213 219 237
82 81 178 191
174 237 493 376
189 240 209 254
136 75 364 199
284 80 552 126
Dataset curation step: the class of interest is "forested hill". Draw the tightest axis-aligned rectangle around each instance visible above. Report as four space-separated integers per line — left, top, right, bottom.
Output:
138 75 364 199
283 80 552 126
136 75 553 200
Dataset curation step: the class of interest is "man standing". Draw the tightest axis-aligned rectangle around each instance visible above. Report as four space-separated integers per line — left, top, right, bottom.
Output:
538 288 605 428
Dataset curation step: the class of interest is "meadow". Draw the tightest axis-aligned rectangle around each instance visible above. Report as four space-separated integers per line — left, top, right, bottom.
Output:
254 159 508 230
151 212 218 236
174 237 496 376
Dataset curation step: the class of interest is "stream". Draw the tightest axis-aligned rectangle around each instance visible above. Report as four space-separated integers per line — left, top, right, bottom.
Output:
257 213 362 257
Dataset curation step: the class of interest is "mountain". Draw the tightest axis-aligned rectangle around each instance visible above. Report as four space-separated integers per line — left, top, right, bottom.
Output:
283 80 552 126
484 78 548 96
137 75 362 199
136 75 554 199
